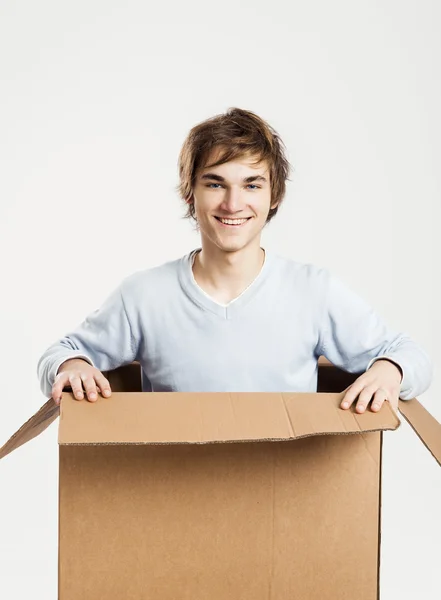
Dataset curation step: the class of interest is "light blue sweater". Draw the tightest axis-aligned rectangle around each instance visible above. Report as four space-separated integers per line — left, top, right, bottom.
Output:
37 249 432 399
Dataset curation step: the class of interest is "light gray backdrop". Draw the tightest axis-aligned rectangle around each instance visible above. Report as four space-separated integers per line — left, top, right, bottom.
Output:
0 1 440 598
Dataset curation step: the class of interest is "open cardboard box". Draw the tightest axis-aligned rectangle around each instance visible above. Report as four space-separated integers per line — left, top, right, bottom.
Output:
1 358 440 599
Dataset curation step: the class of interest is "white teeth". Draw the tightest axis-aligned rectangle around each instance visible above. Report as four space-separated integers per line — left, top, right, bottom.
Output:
219 218 249 225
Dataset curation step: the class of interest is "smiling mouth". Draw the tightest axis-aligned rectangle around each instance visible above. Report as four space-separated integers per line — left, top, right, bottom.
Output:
214 217 252 226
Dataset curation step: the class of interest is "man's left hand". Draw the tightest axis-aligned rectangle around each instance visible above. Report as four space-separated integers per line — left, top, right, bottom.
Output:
340 359 402 414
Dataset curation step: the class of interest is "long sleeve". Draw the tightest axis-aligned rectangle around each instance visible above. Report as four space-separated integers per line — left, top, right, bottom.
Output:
316 271 433 400
37 283 138 398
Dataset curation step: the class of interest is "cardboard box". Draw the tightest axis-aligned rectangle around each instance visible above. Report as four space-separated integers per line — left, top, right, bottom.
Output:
1 359 440 599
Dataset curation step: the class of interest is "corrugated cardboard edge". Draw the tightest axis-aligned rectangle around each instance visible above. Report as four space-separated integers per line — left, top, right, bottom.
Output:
58 446 62 600
398 399 441 466
377 431 384 600
57 391 400 446
318 358 441 468
58 430 396 447
0 399 59 460
1 396 440 465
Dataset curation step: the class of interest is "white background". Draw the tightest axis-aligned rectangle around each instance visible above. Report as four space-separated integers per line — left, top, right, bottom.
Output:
0 1 440 598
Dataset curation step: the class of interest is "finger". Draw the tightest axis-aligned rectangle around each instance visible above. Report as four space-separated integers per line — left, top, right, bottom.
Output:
52 373 70 403
355 386 377 413
81 375 98 402
52 388 62 405
95 374 112 397
340 383 364 409
69 374 85 400
370 389 387 412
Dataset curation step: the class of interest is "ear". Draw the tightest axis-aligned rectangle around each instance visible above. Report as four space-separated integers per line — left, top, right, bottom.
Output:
270 199 279 210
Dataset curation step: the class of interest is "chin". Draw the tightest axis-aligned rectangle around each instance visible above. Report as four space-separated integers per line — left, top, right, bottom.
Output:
216 238 253 253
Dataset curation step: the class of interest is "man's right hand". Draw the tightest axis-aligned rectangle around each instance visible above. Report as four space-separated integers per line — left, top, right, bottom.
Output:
52 358 112 405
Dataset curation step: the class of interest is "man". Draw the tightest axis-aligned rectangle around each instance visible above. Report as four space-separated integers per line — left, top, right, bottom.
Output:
38 107 432 413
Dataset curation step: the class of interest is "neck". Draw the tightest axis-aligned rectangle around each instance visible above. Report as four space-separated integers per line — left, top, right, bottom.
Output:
192 243 265 303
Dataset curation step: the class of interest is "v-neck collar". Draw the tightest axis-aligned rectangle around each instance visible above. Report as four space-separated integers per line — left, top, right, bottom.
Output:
178 247 273 320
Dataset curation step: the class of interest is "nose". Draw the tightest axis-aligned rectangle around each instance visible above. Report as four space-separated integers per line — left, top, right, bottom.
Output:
220 186 243 213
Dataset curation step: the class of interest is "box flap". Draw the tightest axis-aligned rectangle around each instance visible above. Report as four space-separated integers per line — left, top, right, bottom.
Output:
58 390 400 445
399 399 441 466
0 399 59 460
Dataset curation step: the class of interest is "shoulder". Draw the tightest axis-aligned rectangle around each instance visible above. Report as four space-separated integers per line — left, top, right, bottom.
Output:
268 252 331 289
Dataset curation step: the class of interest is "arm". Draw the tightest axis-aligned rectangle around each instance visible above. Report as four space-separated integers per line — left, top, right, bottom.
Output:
37 282 138 399
316 271 433 412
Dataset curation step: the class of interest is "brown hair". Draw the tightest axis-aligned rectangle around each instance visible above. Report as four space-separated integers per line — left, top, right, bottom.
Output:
176 107 292 225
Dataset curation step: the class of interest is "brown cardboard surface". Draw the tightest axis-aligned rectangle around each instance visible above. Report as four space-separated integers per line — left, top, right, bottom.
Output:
398 398 441 466
3 359 439 464
59 433 382 600
58 390 400 445
318 358 441 466
317 356 360 392
103 361 142 392
0 399 59 460
1 360 438 599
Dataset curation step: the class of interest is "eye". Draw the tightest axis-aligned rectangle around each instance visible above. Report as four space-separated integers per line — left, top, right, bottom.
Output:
205 183 261 190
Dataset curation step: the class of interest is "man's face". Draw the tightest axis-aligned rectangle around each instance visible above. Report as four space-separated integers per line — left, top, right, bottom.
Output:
191 151 276 254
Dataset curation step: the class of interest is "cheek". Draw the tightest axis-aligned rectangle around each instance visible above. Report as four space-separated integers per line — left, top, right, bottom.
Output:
254 197 272 216
193 192 218 213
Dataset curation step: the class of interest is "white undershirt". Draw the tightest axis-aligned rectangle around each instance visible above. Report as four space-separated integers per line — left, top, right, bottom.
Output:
190 249 266 307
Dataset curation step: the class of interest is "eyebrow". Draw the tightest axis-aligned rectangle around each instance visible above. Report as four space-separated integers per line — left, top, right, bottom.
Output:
200 173 268 184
